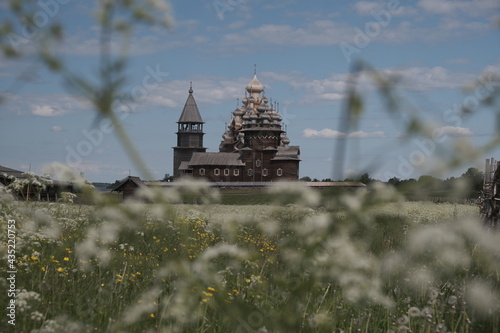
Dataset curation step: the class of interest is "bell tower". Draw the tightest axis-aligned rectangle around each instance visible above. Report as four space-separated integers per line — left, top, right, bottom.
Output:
172 84 206 178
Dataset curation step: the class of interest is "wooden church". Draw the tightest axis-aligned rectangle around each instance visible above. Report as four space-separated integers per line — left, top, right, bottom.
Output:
173 72 300 182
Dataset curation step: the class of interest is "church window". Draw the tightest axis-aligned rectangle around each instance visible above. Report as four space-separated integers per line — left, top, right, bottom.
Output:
256 159 261 167
248 169 253 176
262 169 268 176
277 168 283 177
224 168 230 176
234 169 240 176
199 168 205 176
214 168 220 176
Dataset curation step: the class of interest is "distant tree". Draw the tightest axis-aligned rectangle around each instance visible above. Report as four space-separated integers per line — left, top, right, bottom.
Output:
461 167 484 197
300 176 312 182
387 177 401 186
357 173 373 185
322 178 333 182
395 178 418 197
162 173 174 182
417 175 444 192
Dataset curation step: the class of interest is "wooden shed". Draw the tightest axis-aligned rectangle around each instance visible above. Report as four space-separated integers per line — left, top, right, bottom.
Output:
110 176 147 200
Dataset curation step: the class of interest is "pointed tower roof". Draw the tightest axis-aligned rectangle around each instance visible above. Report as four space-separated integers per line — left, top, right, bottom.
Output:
178 84 204 123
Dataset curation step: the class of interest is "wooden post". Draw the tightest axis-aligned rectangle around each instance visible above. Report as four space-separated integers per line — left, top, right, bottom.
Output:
485 158 490 184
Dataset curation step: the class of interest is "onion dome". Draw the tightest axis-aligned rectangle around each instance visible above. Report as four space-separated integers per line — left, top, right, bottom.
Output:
257 104 267 113
233 107 244 117
246 74 264 93
281 133 290 145
262 95 269 105
270 111 282 120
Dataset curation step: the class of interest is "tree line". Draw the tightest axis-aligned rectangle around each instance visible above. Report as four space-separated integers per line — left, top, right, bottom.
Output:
300 167 484 201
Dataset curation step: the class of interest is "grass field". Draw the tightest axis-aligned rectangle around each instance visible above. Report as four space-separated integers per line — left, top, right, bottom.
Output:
1 183 498 333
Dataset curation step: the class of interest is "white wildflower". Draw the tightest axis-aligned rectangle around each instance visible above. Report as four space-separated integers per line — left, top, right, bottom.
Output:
421 307 432 318
30 311 44 321
99 221 121 243
42 162 89 190
397 314 409 325
59 192 77 204
341 194 362 211
122 287 161 325
16 289 41 312
435 323 447 333
429 288 439 300
466 280 498 315
408 225 470 269
408 306 421 317
267 181 320 207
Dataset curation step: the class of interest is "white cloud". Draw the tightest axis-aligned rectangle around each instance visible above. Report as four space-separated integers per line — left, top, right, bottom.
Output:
2 92 90 117
353 1 385 15
147 95 177 108
302 128 385 139
418 0 500 16
348 130 385 138
222 21 354 47
319 93 345 101
353 1 418 17
382 66 477 91
303 128 345 139
51 126 65 132
289 75 349 103
32 105 69 117
290 66 479 105
438 126 473 137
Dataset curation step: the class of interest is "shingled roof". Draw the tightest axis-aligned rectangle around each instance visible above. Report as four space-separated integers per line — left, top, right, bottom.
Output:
188 152 245 166
0 165 27 179
110 176 147 192
178 86 204 123
272 146 301 161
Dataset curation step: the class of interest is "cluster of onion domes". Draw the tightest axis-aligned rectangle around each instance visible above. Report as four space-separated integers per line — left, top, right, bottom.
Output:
219 73 291 152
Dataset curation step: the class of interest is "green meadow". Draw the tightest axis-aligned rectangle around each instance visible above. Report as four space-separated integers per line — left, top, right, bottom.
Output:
1 182 498 332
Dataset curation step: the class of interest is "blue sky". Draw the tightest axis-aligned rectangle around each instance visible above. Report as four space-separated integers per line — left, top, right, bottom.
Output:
1 0 499 182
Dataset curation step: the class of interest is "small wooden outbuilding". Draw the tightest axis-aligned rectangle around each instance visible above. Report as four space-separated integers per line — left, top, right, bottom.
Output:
110 176 147 200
